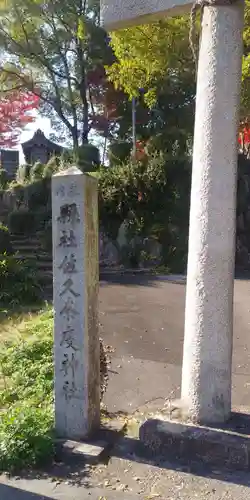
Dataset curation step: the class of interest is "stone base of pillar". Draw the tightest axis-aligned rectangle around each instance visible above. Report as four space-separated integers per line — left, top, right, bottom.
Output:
139 411 250 472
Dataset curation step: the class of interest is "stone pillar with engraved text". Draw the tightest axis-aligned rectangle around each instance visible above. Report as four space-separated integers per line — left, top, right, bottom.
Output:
52 166 100 439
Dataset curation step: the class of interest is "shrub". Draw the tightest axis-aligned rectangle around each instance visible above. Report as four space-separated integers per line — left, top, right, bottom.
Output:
0 307 109 470
10 184 26 209
16 164 31 184
26 179 50 211
40 219 52 252
108 141 132 167
34 208 52 231
43 156 59 178
30 162 44 182
75 144 100 172
0 255 41 306
0 404 54 471
60 148 73 165
8 209 35 235
99 152 191 272
99 152 168 239
0 223 13 255
0 168 8 189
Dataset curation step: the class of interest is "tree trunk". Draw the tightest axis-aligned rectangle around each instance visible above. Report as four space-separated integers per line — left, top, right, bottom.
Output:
80 75 89 145
72 128 79 153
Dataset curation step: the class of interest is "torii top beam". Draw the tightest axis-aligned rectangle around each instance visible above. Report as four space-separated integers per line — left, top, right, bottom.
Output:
101 0 192 31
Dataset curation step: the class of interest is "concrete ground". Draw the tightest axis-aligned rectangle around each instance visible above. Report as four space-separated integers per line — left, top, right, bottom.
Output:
100 274 250 413
2 274 250 499
2 459 250 499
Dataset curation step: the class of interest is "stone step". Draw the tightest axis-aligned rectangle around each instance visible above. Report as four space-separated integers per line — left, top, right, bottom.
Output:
37 268 52 274
36 256 52 263
0 214 9 223
14 252 52 259
12 244 41 252
11 238 41 246
13 253 39 260
38 275 53 286
42 282 53 289
11 237 41 244
12 245 40 250
37 266 53 274
11 231 39 237
11 235 41 241
36 263 52 271
13 253 52 264
38 272 53 280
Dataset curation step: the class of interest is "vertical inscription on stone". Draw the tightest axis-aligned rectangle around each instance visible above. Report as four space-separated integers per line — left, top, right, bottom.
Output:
52 166 100 439
57 195 81 407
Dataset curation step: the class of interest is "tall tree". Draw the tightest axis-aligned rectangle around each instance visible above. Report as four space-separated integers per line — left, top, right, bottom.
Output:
0 0 114 150
0 91 38 147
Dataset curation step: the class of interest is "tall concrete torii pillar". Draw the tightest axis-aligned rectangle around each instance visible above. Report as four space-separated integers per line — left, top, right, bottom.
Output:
101 0 244 424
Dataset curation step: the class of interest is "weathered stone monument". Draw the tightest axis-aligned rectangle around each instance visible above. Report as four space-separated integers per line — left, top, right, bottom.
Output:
101 0 244 423
52 166 100 438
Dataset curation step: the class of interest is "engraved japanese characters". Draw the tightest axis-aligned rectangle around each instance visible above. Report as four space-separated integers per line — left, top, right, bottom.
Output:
57 190 81 403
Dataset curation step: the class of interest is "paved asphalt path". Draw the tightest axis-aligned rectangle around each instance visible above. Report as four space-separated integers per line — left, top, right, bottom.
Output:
99 275 250 413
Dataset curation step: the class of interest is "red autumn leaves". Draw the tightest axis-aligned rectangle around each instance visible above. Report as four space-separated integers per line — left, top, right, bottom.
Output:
0 91 39 148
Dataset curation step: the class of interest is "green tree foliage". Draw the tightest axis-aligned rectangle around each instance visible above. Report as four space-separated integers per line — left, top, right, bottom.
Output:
107 17 196 154
241 2 250 120
0 0 114 149
0 167 8 189
16 164 31 184
0 223 13 255
108 10 250 147
30 161 44 182
42 156 59 178
107 17 195 105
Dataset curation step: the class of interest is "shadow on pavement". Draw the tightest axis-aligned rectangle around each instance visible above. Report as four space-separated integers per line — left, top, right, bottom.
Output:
100 273 159 287
3 430 250 495
110 433 250 489
0 484 53 499
100 272 186 287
